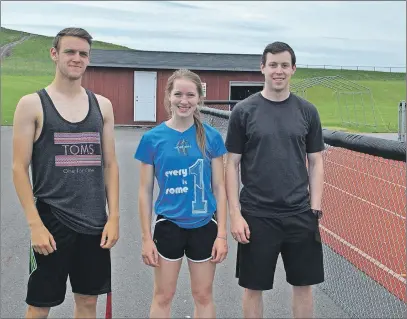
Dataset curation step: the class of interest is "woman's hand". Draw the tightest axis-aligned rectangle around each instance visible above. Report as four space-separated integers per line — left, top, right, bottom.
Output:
141 238 159 267
211 237 228 263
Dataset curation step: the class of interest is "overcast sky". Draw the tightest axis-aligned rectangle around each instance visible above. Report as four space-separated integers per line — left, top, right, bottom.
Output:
1 1 406 70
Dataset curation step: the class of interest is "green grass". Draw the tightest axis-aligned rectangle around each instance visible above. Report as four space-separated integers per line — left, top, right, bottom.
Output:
1 27 406 132
0 27 31 46
1 75 53 125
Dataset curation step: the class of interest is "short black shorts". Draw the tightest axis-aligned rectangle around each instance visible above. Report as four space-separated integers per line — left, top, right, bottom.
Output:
153 214 217 262
26 200 111 307
235 209 324 290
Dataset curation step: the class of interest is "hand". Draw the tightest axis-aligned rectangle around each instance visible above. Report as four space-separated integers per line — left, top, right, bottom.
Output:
100 217 119 249
230 214 250 244
30 223 57 256
211 237 228 263
141 239 159 267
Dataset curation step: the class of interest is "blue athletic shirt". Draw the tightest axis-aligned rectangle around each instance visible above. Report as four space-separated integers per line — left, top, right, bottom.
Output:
134 122 227 229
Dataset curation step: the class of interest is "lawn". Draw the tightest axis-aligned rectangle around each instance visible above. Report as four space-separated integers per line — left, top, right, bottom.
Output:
1 75 53 125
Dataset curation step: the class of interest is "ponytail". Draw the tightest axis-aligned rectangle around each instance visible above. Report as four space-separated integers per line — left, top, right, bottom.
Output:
193 108 206 158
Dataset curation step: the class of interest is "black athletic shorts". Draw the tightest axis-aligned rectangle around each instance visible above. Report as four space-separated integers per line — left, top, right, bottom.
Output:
26 200 111 307
153 214 218 262
235 209 324 290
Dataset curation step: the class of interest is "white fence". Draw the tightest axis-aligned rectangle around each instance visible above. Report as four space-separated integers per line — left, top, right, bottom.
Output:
296 64 406 73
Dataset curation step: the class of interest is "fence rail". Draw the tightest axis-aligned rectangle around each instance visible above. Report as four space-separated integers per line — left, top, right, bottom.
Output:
200 103 407 318
296 64 406 73
203 100 239 111
398 100 406 142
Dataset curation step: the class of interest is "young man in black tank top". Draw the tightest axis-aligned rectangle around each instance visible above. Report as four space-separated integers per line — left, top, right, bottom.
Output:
225 42 325 318
12 27 120 318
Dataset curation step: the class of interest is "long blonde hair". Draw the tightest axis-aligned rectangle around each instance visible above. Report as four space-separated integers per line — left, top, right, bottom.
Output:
164 69 206 156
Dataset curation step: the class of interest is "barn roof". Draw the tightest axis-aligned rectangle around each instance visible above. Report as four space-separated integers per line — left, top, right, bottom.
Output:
88 49 262 72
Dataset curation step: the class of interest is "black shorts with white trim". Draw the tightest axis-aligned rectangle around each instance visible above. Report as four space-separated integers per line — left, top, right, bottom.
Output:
153 214 217 262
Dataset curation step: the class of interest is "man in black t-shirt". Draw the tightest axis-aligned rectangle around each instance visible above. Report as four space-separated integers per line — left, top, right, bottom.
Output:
225 42 325 318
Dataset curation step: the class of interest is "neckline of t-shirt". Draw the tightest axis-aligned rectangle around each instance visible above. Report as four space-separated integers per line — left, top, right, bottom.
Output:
258 91 292 105
163 121 195 134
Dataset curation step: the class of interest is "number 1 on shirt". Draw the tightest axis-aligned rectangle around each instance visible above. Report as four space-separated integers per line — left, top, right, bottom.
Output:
189 159 208 214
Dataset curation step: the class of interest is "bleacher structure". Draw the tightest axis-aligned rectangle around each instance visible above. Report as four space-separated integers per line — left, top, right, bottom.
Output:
290 75 378 130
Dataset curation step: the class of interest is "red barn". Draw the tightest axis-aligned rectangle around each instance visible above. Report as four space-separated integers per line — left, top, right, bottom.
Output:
82 49 265 126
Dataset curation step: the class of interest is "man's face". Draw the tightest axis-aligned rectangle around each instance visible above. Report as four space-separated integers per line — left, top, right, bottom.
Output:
261 51 296 92
51 36 90 81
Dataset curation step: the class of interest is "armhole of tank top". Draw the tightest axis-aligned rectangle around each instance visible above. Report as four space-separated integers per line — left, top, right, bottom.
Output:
33 89 47 145
87 89 105 126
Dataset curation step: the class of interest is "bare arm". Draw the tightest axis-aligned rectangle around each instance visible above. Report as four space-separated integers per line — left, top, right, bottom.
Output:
138 162 155 241
225 152 250 243
12 94 56 254
12 95 42 228
307 152 324 210
98 95 120 220
96 95 120 248
211 156 227 237
138 161 159 267
225 152 242 217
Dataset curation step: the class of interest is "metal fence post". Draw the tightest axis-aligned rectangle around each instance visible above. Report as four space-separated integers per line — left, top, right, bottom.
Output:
398 100 406 142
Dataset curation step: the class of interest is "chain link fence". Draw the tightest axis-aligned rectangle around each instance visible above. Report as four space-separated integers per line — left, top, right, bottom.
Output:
200 105 407 319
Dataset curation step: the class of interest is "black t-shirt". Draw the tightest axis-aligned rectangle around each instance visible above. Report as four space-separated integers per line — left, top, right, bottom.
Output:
225 92 325 217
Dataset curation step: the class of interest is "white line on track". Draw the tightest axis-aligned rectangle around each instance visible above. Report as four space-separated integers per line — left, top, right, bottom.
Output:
321 225 406 284
324 183 406 220
325 159 406 189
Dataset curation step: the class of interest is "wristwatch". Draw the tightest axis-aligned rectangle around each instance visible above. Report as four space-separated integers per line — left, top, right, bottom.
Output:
312 209 323 219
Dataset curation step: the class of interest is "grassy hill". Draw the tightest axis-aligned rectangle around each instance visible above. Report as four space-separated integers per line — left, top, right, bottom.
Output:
1 27 130 76
1 27 405 132
0 28 32 46
0 27 130 49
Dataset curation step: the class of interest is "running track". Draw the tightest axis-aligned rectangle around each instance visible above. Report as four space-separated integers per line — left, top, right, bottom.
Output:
320 146 406 302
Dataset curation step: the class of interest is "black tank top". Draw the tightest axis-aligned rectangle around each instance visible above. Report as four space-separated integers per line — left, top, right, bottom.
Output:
32 88 107 235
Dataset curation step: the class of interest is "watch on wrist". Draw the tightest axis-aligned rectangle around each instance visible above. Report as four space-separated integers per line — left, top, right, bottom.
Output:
312 209 323 219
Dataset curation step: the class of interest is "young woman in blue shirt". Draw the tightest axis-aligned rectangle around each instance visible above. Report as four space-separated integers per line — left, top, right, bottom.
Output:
135 69 228 318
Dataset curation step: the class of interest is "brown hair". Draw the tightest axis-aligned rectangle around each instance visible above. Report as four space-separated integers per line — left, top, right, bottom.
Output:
164 69 206 156
52 27 93 51
261 41 296 66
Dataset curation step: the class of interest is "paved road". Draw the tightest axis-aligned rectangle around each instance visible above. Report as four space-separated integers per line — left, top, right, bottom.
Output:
1 126 348 318
0 35 34 60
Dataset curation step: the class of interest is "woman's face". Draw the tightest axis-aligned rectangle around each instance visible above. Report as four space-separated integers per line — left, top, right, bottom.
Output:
169 78 200 119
